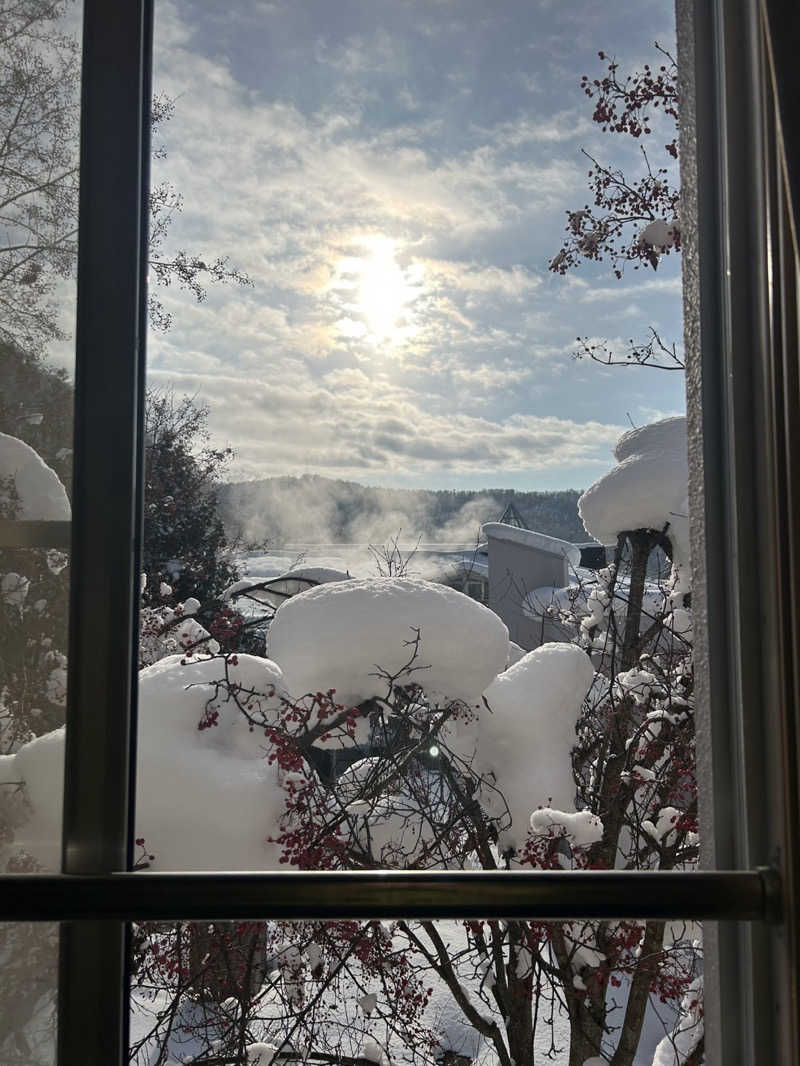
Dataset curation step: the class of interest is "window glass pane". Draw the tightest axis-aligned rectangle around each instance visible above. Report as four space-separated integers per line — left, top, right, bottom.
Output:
140 0 694 875
130 917 703 1066
0 0 81 1055
135 0 704 1059
0 922 59 1064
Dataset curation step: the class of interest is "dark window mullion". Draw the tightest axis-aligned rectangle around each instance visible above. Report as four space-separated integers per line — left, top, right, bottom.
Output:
58 2 153 1065
1 868 779 923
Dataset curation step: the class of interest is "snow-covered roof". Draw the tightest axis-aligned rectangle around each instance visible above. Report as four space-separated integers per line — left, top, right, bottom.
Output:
481 522 581 569
457 551 488 578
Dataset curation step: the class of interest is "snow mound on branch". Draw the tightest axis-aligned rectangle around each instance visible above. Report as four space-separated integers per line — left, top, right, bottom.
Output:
652 976 703 1065
0 433 70 520
1 655 301 871
246 1044 278 1065
268 578 509 708
665 606 693 645
481 643 594 851
640 219 679 249
135 654 295 870
1 572 29 607
0 727 65 870
530 807 603 847
578 417 689 597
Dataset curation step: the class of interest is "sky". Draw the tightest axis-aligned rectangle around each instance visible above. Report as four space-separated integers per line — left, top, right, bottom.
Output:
142 0 684 492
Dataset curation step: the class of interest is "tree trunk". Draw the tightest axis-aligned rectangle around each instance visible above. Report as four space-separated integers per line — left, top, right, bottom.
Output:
620 530 656 671
610 920 665 1066
188 921 267 1002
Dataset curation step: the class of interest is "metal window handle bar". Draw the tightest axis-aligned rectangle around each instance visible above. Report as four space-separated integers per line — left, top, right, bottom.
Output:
0 868 781 923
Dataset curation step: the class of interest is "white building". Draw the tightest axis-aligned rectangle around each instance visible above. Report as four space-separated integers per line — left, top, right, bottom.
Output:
481 522 584 651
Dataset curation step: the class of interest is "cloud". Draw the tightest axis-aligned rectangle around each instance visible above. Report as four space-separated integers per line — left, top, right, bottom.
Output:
147 363 622 484
142 0 685 492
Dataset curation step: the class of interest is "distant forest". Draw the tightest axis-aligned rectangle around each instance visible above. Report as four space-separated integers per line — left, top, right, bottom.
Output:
217 474 588 546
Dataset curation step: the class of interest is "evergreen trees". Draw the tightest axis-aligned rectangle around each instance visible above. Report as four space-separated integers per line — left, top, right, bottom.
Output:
142 390 239 609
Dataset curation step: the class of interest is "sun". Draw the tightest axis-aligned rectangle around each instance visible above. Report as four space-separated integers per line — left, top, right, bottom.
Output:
357 236 416 340
332 236 423 345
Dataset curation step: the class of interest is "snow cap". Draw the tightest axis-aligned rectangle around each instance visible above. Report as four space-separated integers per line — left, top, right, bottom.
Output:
0 433 70 520
481 642 594 850
4 655 301 872
268 577 509 708
0 727 65 870
134 653 294 870
639 218 679 249
578 417 690 597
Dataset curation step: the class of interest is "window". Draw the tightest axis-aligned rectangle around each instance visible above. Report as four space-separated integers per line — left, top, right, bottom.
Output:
0 0 798 1064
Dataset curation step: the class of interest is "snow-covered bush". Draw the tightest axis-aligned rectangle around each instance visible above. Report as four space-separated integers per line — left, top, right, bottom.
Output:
0 435 71 754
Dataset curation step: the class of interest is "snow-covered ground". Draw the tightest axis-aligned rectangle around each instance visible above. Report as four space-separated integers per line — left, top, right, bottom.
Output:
129 917 689 1066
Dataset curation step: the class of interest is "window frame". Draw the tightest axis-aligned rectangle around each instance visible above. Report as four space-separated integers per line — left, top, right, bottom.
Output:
685 0 800 1060
0 0 797 1063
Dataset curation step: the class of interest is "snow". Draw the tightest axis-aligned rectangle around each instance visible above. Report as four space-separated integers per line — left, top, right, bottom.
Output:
641 806 681 844
224 566 350 603
0 433 70 520
268 578 509 709
359 1036 389 1064
615 668 658 706
3 532 688 1065
482 521 581 569
245 1042 278 1065
1 571 30 607
139 604 220 666
651 978 703 1065
0 726 65 870
134 654 296 870
523 573 669 640
530 807 604 847
639 219 678 249
480 643 594 850
338 759 444 865
524 581 587 621
3 655 301 872
506 641 526 667
358 991 378 1016
284 565 351 584
578 418 690 600
222 576 262 600
665 607 693 645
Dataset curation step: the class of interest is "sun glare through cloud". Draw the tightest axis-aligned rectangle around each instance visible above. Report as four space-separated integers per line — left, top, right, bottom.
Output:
331 236 424 347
